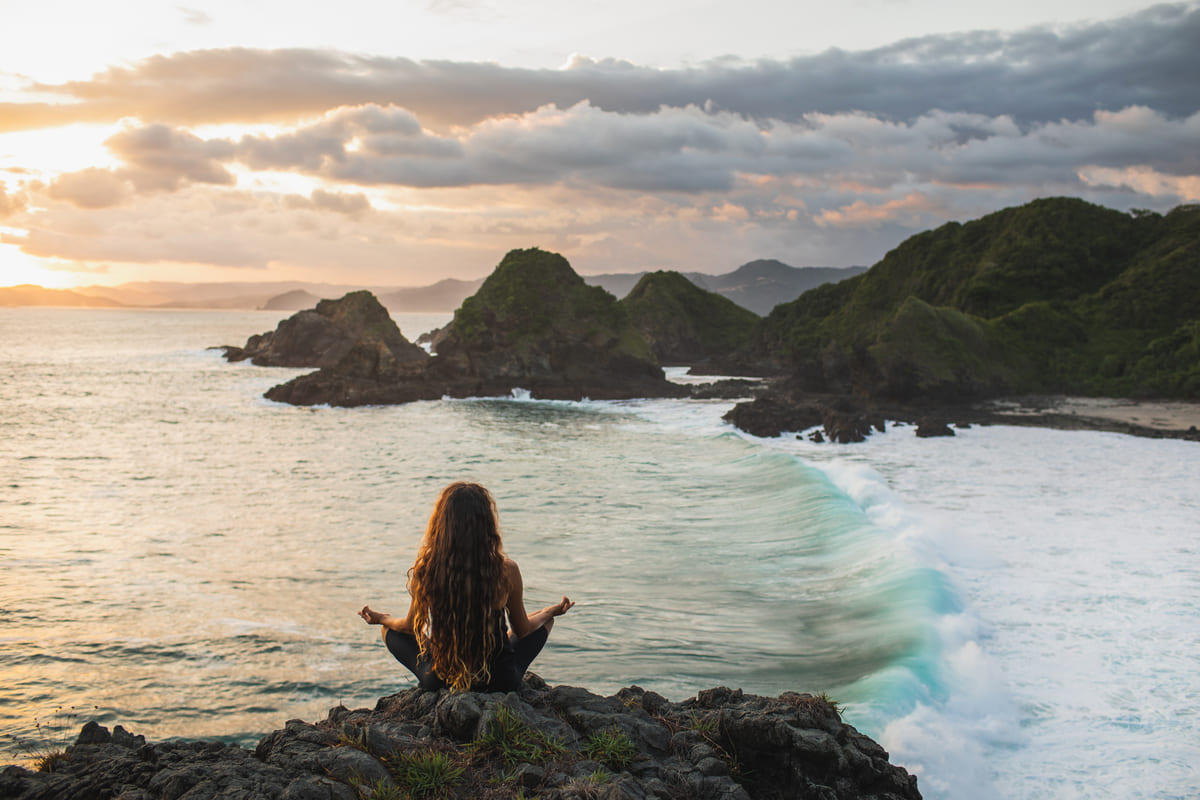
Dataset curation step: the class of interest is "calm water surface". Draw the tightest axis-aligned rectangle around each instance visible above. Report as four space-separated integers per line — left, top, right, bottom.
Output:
2 308 1198 799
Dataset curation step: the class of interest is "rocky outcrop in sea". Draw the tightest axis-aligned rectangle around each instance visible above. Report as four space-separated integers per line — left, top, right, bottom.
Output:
1 677 921 800
221 290 428 372
221 249 690 407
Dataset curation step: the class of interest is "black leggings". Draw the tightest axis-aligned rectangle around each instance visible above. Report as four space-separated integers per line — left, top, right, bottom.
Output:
384 625 549 693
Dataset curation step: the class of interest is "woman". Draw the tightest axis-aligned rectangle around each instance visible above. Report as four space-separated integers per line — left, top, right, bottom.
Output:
359 481 574 692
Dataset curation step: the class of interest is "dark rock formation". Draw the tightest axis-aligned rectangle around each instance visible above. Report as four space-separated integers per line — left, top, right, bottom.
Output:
821 407 885 445
915 420 956 438
689 379 764 400
429 248 684 400
1 678 920 800
620 271 759 366
243 249 689 406
722 388 1200 444
722 396 826 438
221 290 429 372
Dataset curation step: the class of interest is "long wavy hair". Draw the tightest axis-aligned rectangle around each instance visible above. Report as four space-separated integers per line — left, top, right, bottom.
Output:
407 482 508 691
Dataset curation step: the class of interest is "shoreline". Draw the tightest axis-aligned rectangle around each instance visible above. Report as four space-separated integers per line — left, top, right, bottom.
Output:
963 395 1200 441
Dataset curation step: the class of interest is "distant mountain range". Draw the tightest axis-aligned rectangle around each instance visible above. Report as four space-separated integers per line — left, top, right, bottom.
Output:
588 261 866 316
1 262 865 316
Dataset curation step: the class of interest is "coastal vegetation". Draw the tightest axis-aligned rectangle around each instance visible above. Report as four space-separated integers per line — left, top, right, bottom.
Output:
212 197 1198 439
754 198 1200 401
434 247 657 382
238 247 688 405
620 270 760 365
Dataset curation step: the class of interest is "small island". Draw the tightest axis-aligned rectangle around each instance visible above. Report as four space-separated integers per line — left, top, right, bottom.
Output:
220 248 690 406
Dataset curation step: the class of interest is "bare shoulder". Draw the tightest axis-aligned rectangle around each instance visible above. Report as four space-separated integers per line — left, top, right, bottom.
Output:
499 557 523 609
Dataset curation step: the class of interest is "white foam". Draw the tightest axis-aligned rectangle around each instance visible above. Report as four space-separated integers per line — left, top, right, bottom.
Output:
785 424 1200 799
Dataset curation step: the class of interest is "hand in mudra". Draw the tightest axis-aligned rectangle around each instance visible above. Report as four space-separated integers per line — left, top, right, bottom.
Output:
359 605 386 625
549 597 575 616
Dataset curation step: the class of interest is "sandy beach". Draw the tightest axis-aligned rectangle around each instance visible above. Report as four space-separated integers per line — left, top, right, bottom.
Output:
982 396 1200 436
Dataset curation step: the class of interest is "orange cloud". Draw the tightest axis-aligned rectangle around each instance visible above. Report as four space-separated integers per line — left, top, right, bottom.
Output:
1078 166 1200 203
47 168 131 208
814 193 942 228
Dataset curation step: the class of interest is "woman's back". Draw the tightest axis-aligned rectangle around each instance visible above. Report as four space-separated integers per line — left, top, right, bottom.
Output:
359 482 574 692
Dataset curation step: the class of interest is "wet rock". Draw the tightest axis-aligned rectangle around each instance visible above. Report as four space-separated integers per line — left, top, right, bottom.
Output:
915 420 956 437
722 397 825 438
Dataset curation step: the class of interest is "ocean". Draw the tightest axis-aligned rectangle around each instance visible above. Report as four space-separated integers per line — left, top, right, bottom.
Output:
1 307 1197 799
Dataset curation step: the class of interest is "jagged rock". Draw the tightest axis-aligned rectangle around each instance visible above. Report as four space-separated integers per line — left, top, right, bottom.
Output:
690 379 764 400
220 290 429 374
239 250 691 406
915 420 956 438
821 411 869 444
722 397 825 438
2 679 920 800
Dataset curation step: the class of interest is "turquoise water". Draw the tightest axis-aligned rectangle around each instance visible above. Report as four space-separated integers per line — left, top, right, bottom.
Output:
0 309 930 734
3 308 1198 799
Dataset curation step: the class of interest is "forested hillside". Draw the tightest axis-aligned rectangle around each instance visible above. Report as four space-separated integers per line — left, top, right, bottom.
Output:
754 198 1200 400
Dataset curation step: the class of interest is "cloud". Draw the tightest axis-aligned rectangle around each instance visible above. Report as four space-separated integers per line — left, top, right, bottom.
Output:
0 182 26 218
815 193 946 229
283 188 372 217
3 4 1197 134
47 168 132 208
1078 165 1200 202
105 123 236 191
3 5 1198 281
88 103 1200 203
177 6 213 26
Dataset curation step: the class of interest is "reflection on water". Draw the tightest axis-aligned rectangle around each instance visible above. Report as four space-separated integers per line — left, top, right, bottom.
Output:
0 309 928 754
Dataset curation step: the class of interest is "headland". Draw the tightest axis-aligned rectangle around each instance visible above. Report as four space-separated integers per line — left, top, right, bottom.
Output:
1 677 921 800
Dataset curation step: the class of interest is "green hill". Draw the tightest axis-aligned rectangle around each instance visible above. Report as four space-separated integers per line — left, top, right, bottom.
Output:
755 198 1200 401
431 248 673 395
620 270 760 365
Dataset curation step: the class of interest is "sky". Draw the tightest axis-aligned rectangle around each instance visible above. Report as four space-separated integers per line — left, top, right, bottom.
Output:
1 0 1198 288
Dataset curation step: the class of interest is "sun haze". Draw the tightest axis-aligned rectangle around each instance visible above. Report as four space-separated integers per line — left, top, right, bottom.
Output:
1 0 1196 289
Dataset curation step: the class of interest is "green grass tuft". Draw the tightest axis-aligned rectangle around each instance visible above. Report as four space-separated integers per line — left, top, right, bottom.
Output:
583 727 637 770
470 705 565 768
359 777 407 800
389 749 466 798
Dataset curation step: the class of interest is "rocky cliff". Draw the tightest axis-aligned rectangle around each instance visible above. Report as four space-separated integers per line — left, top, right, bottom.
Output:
222 290 429 373
428 248 681 400
1 677 921 800
247 249 688 406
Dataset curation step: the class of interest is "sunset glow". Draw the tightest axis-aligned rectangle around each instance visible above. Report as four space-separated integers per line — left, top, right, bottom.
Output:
1 1 1198 290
